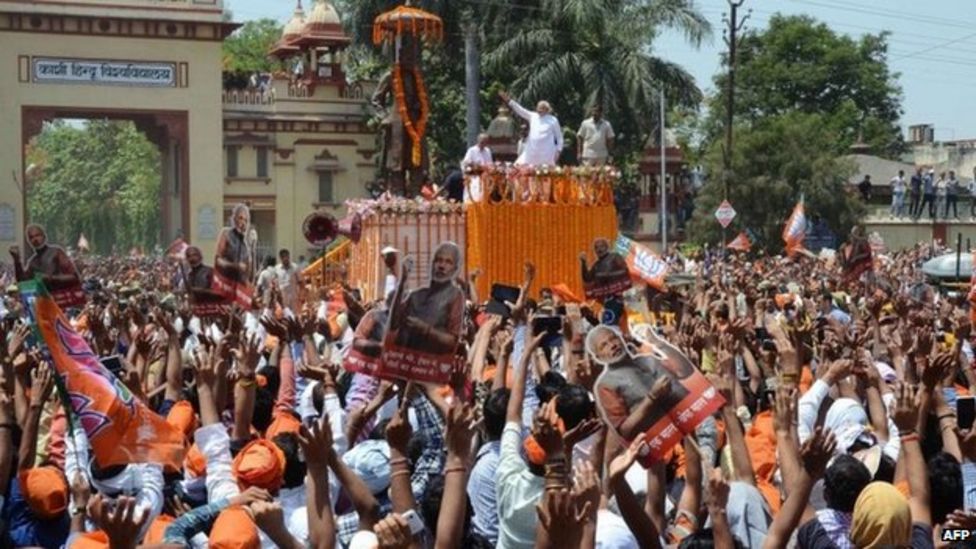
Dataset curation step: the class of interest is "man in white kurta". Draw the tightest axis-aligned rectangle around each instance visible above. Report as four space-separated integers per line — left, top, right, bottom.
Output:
500 91 563 166
462 133 494 202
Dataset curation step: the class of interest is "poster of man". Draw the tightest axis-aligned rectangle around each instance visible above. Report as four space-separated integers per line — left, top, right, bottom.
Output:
580 237 631 300
379 242 465 383
9 224 84 308
183 246 225 317
212 203 255 309
588 325 723 463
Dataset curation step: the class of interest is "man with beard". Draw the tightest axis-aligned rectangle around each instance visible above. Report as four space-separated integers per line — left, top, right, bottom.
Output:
389 241 465 355
214 204 253 286
10 224 81 292
588 325 690 440
183 246 222 301
580 237 630 298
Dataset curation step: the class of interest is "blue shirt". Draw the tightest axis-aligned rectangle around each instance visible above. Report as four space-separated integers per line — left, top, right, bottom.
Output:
467 440 502 543
924 174 934 194
2 476 70 549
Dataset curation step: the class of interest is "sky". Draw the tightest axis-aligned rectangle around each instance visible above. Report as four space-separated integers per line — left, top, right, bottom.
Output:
227 0 976 142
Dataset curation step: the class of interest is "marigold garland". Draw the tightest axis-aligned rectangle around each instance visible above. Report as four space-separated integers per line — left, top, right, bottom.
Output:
391 62 429 167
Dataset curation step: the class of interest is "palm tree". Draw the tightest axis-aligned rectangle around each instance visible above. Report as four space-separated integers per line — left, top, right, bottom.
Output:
483 0 710 157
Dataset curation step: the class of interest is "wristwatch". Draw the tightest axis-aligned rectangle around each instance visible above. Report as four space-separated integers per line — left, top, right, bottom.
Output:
70 504 86 517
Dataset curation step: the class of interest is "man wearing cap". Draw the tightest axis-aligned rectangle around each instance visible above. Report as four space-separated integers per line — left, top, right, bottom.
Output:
9 224 80 292
499 90 564 167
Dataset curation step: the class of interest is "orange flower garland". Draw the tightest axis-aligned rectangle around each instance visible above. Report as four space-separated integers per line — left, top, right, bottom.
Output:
391 62 429 167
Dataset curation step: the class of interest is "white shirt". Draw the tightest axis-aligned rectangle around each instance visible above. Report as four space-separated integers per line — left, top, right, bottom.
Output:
462 145 493 168
275 262 300 309
577 117 615 160
508 99 564 166
890 175 906 193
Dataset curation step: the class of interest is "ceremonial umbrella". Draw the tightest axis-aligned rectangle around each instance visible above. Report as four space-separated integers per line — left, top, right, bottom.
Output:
372 3 444 45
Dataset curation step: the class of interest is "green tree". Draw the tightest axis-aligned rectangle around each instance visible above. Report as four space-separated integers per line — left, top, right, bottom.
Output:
222 19 286 74
27 120 162 254
709 14 904 158
336 0 709 169
688 112 865 252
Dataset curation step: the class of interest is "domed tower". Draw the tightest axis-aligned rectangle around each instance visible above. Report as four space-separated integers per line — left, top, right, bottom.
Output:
269 0 306 59
292 0 351 86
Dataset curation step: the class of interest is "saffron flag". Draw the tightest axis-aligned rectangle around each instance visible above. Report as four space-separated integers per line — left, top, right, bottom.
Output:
20 280 186 470
726 232 752 252
614 235 668 290
782 200 807 257
166 238 189 260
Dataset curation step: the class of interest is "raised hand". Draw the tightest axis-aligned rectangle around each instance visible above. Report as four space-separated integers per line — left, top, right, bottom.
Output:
29 362 54 407
563 417 602 453
536 489 590 547
891 382 919 432
608 432 647 484
86 495 149 549
233 334 262 379
385 400 413 454
229 486 273 507
374 513 415 549
772 386 798 434
572 460 601 520
705 468 731 511
445 403 477 461
800 427 836 479
298 413 336 468
531 399 564 457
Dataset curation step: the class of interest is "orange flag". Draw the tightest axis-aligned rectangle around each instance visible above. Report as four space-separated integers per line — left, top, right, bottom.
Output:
21 280 186 470
726 232 752 252
782 199 807 257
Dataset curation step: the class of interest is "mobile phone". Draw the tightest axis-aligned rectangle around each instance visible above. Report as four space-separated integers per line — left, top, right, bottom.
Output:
959 397 976 430
401 509 426 535
487 284 521 318
100 355 124 377
532 316 562 335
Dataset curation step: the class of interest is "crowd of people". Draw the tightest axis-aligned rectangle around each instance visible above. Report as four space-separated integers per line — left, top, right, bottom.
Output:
2 209 976 549
883 167 976 221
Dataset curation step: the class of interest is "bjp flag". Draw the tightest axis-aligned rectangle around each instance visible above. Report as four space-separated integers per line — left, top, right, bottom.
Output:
614 235 668 290
726 232 752 253
782 200 807 257
20 280 185 470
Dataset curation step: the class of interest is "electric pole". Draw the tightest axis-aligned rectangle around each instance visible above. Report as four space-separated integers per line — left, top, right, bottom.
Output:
722 0 749 199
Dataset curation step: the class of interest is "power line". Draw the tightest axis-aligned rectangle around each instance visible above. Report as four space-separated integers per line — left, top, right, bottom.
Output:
788 0 976 30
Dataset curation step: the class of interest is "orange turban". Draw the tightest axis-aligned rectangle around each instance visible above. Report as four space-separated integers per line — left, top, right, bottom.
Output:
18 467 68 519
232 439 286 491
144 514 175 545
185 442 207 478
551 283 583 304
774 293 793 309
523 436 547 466
166 400 198 439
210 506 260 549
71 531 109 549
265 412 302 440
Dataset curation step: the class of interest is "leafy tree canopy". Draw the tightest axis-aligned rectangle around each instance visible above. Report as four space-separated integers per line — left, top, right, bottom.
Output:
709 14 904 158
223 18 286 74
688 112 865 252
27 120 162 254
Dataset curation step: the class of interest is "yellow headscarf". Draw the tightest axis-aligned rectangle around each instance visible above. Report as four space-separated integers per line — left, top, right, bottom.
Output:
850 482 912 548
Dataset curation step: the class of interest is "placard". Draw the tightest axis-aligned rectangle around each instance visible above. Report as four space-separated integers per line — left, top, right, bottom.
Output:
590 325 724 465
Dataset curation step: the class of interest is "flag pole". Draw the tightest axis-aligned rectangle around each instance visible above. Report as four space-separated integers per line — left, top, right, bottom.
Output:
660 88 667 254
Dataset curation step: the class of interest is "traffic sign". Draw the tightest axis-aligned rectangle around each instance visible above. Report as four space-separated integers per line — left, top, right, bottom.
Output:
714 200 736 228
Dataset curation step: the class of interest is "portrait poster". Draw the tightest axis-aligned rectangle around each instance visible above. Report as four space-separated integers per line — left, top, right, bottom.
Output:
588 325 724 465
582 238 632 300
378 242 465 384
211 206 255 309
344 308 387 377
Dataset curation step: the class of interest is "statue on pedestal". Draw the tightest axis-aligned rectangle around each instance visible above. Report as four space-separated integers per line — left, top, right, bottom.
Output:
370 3 442 197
